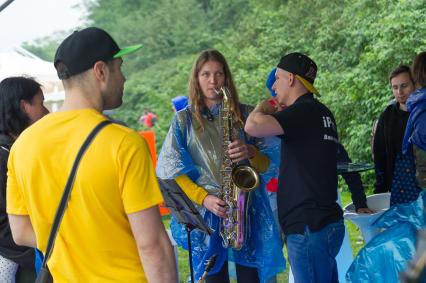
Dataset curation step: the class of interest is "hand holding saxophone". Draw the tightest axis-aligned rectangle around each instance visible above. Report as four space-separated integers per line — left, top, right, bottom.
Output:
227 139 255 163
203 195 226 218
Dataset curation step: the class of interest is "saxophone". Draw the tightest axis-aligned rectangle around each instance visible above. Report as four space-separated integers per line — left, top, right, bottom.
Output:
217 87 260 250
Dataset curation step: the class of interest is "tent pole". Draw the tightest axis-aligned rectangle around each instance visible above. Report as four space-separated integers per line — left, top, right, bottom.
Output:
0 0 15 13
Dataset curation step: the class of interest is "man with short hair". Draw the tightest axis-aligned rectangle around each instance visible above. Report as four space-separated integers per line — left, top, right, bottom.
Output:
373 65 420 204
6 27 177 283
245 52 344 283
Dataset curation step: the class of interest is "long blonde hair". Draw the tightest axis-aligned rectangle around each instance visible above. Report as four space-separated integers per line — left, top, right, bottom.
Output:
188 49 243 130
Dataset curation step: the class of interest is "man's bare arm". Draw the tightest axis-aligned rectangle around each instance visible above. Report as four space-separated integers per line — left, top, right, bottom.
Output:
8 214 36 248
245 99 284 137
128 206 178 283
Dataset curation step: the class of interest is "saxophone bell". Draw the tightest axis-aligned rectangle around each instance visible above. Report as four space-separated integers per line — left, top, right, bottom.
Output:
232 165 260 192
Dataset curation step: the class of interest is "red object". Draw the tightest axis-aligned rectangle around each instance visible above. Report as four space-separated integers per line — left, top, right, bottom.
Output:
266 178 278 192
268 98 287 109
144 112 157 128
139 112 157 128
138 131 169 216
267 98 278 107
138 131 157 167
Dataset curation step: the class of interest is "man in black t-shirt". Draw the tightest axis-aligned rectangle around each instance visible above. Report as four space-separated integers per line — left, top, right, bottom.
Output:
245 52 344 283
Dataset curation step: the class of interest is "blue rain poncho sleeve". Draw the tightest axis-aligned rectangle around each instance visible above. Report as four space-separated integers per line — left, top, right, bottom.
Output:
403 88 426 153
156 110 200 181
346 192 426 283
156 107 285 283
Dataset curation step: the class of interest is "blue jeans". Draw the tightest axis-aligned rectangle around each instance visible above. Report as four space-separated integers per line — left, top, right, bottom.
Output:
286 220 344 283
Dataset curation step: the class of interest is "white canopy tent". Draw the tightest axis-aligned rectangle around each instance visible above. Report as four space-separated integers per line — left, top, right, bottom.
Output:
0 47 57 82
0 47 64 111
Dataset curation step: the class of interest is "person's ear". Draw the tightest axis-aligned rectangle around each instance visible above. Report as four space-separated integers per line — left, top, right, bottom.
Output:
93 61 109 82
20 99 30 115
288 73 295 86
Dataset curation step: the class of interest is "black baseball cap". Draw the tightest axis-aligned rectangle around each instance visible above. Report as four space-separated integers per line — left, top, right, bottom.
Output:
54 27 142 80
277 52 320 96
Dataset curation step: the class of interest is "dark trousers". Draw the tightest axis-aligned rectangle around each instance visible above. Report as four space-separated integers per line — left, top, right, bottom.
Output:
16 266 36 283
205 261 259 283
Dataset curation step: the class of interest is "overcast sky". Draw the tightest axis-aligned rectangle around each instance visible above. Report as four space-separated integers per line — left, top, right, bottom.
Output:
0 0 86 51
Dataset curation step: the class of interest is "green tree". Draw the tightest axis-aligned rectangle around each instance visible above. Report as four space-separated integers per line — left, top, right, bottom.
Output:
22 0 426 167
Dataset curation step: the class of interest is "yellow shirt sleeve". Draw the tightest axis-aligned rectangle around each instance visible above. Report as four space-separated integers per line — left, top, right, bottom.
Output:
175 174 208 205
119 132 164 213
249 148 270 173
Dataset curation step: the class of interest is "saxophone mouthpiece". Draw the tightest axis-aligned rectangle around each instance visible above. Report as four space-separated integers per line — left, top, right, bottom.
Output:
213 88 222 97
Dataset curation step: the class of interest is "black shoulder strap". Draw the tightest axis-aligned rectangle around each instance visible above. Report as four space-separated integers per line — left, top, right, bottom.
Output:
239 103 249 124
239 103 251 142
41 120 112 268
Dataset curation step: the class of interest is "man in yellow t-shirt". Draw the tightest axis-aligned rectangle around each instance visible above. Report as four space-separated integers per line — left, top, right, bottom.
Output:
6 27 177 283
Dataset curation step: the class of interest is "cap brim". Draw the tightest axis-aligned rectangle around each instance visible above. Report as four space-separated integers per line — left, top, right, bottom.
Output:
295 75 320 96
113 44 143 58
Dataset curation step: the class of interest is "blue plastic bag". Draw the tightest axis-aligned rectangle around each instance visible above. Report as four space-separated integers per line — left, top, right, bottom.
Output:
346 192 426 282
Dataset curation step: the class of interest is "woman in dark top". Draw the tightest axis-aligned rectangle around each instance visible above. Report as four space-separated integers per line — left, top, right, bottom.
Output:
0 77 48 283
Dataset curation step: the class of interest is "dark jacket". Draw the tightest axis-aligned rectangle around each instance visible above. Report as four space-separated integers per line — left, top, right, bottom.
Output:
0 134 34 268
413 145 426 188
373 103 409 193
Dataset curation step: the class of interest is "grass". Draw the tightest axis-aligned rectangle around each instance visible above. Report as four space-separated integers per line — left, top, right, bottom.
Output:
164 188 367 283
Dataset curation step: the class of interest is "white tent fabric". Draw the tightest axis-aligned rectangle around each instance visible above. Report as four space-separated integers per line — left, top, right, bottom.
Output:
44 90 64 102
0 47 64 111
0 47 58 82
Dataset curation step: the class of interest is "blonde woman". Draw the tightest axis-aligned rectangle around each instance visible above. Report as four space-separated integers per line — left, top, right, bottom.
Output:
157 49 284 283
